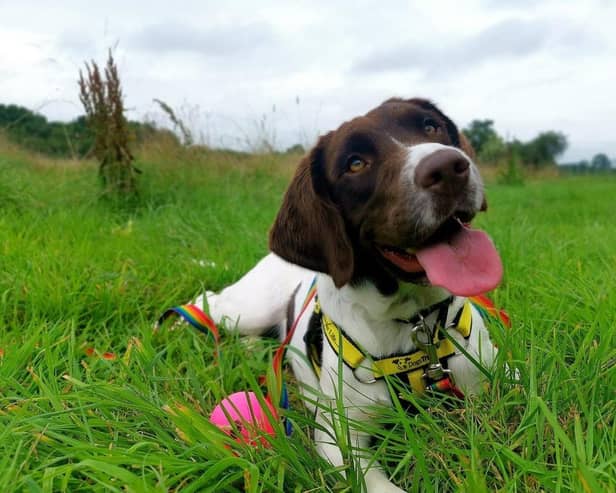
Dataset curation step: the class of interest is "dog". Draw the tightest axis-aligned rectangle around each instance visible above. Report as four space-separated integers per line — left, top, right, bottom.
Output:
196 98 503 492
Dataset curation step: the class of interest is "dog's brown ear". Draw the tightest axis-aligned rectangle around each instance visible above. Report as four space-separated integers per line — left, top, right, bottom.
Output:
269 134 354 287
459 131 476 160
458 132 487 210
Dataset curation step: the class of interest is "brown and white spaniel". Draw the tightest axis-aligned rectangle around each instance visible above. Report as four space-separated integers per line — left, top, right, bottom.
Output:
198 98 503 493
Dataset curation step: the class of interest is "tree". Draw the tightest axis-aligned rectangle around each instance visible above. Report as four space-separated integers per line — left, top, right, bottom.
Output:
518 131 568 167
79 50 140 196
285 143 305 154
0 104 92 157
478 133 507 164
462 119 499 157
591 153 611 170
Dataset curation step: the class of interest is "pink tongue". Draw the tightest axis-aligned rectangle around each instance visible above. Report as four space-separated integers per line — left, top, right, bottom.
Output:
415 227 503 297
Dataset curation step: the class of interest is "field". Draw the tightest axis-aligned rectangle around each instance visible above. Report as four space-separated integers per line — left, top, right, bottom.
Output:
0 142 614 492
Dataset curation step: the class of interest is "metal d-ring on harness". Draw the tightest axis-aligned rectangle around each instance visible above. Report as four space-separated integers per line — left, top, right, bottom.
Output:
411 313 456 389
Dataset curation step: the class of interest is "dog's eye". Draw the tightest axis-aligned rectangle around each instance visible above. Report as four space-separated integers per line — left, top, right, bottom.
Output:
423 118 439 135
346 155 368 173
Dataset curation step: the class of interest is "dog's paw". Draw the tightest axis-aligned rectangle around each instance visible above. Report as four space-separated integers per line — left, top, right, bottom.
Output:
193 293 207 311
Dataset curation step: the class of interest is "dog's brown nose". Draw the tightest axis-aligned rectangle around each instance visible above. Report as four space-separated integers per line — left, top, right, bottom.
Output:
414 149 470 192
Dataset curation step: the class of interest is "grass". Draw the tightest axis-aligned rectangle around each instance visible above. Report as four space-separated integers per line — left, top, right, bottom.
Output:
0 142 614 492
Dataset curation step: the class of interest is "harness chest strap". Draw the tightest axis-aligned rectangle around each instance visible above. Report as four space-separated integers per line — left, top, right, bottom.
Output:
319 300 474 395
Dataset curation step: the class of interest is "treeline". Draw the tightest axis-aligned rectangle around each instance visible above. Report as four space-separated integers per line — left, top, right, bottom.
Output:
559 153 615 174
0 104 178 158
462 119 614 171
462 119 568 167
2 104 613 172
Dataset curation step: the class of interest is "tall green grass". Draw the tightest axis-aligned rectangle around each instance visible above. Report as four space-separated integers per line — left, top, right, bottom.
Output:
0 147 614 492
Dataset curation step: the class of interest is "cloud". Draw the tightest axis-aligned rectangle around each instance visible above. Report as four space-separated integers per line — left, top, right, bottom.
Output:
128 21 277 57
351 17 604 78
481 0 541 8
57 30 98 59
1 0 613 160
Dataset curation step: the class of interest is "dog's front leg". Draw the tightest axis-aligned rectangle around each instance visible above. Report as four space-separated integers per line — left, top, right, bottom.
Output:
195 253 312 336
314 405 406 493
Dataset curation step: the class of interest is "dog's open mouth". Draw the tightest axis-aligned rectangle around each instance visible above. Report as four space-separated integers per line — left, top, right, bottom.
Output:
377 215 503 296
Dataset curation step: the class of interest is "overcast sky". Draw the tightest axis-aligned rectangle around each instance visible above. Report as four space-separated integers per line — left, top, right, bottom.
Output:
1 0 614 161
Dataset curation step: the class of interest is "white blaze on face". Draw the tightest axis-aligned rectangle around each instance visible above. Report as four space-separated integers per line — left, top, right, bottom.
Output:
403 142 475 183
397 142 484 226
405 143 457 171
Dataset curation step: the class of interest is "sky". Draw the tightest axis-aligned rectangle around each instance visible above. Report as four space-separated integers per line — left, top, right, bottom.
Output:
0 0 614 162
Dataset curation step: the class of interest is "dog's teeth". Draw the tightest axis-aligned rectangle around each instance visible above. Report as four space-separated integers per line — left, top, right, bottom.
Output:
405 248 416 255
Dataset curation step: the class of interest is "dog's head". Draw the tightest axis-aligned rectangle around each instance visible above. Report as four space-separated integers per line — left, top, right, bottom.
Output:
270 98 502 296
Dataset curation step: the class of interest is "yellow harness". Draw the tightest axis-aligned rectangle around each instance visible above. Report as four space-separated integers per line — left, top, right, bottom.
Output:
307 298 474 395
